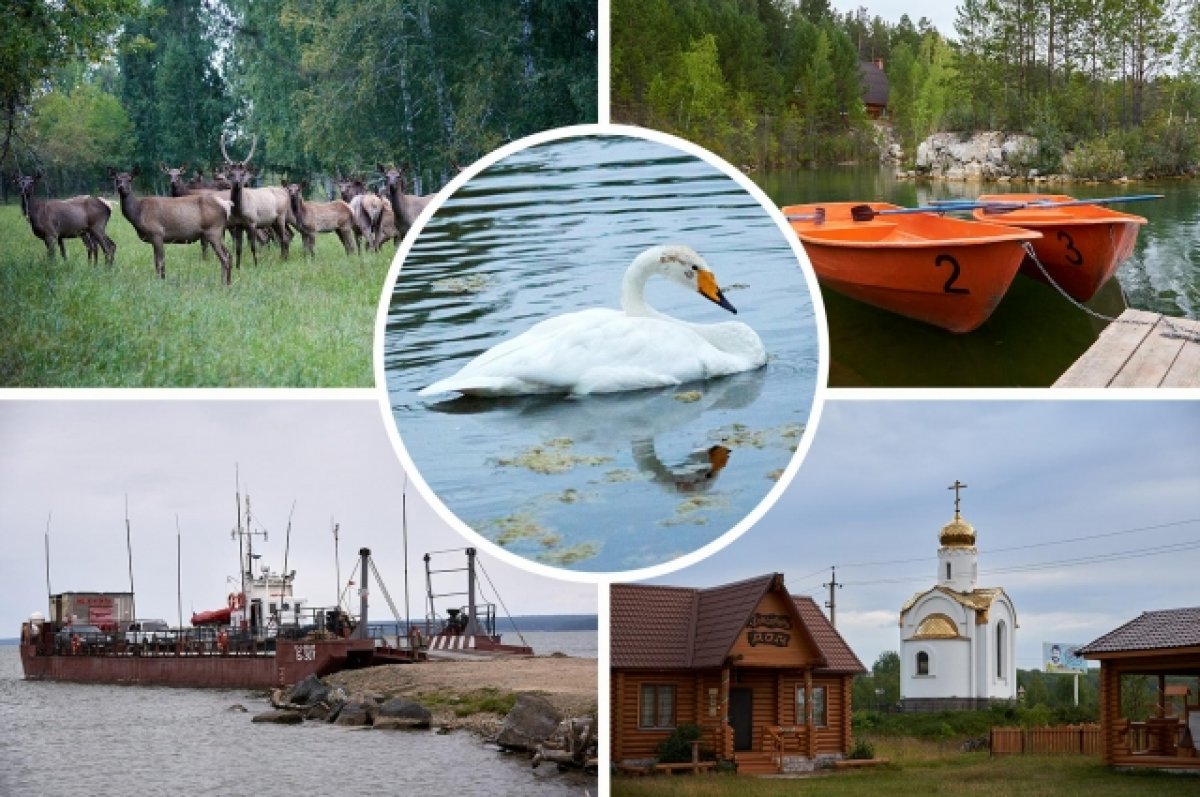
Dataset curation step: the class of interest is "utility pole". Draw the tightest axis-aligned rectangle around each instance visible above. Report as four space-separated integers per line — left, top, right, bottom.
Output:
823 566 843 627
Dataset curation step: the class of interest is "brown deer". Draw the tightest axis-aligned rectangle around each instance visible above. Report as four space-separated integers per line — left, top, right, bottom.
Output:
282 181 356 256
16 169 116 265
219 134 294 268
335 176 377 254
108 166 234 284
378 163 433 241
376 195 400 251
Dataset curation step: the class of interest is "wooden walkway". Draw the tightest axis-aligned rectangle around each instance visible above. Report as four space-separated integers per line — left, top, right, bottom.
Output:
1055 309 1200 388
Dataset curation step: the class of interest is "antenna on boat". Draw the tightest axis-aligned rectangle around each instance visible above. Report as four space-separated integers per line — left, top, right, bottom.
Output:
126 494 136 623
283 500 295 592
402 474 410 638
176 516 182 632
235 466 245 598
44 512 52 609
332 519 342 611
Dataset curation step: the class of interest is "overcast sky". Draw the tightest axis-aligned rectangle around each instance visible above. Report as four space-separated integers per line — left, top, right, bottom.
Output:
0 399 597 637
832 0 957 39
650 399 1200 672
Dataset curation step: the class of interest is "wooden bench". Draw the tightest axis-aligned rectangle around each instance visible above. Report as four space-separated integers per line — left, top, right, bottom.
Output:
654 761 716 774
834 758 890 769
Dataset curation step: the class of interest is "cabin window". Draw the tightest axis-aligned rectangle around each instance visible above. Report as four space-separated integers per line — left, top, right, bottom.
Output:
917 650 930 676
269 602 277 614
795 685 827 727
639 685 676 729
945 562 951 580
996 621 1006 679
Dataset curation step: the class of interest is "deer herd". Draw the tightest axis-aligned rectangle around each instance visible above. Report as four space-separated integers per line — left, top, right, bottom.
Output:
12 134 434 285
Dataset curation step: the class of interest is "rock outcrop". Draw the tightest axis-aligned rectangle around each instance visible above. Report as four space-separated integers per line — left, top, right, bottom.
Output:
914 132 1038 180
251 709 304 724
495 693 564 752
375 698 434 730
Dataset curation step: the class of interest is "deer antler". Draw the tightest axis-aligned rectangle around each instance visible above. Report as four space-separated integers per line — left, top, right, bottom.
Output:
220 132 231 164
244 135 257 164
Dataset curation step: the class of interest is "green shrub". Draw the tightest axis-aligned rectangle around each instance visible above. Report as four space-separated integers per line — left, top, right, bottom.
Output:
656 724 705 763
847 738 876 760
1064 134 1127 179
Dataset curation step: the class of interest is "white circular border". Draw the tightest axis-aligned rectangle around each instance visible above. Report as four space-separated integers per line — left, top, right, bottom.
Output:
373 123 830 585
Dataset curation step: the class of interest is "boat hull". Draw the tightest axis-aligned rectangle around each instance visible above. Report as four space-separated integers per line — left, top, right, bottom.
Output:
19 637 380 689
786 202 1040 334
973 194 1145 302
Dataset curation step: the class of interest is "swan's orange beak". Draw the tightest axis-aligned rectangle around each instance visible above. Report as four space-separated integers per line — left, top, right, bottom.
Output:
697 269 737 314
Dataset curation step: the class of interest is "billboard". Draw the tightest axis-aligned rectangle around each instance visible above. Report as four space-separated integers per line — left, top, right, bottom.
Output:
1043 642 1088 674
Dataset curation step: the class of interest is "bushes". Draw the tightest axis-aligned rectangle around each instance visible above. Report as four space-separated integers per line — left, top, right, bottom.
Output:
656 724 708 763
847 738 876 759
1063 134 1128 180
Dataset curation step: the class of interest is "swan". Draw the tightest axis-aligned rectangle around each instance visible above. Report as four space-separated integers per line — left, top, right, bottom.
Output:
418 244 767 397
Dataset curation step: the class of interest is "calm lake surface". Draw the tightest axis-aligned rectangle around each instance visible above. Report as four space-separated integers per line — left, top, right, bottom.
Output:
386 135 819 573
0 639 594 797
759 166 1199 386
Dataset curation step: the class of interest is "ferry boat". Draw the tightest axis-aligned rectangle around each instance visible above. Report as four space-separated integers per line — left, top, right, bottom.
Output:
20 508 423 688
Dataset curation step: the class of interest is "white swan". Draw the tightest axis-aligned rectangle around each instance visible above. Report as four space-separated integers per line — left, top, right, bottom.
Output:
418 245 767 397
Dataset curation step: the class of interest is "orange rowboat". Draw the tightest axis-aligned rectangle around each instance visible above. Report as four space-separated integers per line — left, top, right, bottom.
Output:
785 202 1041 334
972 194 1146 302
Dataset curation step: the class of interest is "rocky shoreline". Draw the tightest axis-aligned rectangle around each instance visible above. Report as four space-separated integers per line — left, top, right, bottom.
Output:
244 654 598 769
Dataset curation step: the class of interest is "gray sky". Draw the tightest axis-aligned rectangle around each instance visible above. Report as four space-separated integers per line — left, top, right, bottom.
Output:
832 0 957 39
0 399 596 636
651 399 1200 672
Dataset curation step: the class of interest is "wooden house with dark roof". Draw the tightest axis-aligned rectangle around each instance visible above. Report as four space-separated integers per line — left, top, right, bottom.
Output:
859 59 889 119
611 573 865 775
1078 607 1200 769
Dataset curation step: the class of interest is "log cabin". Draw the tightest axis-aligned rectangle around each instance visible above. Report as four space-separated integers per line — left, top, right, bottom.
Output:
1078 607 1200 770
611 573 865 775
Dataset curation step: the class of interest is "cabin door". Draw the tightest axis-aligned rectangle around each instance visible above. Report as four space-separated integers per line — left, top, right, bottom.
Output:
729 687 754 751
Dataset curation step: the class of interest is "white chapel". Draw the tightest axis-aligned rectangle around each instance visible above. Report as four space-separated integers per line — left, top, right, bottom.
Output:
899 481 1018 710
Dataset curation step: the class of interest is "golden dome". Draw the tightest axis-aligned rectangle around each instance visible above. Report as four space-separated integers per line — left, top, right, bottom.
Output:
939 513 976 547
915 613 960 639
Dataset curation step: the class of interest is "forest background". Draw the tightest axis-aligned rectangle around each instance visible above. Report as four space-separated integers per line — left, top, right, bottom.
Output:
2 0 597 198
613 0 1200 178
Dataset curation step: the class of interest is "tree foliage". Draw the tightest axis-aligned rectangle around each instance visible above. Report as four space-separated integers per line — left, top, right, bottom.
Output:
0 0 141 166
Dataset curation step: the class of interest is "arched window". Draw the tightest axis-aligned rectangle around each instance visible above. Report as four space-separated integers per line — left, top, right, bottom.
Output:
945 562 951 580
916 650 930 676
996 621 1006 679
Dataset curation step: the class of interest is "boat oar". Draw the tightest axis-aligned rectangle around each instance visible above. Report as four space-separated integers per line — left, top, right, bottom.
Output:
849 202 1016 222
979 194 1164 214
785 207 825 225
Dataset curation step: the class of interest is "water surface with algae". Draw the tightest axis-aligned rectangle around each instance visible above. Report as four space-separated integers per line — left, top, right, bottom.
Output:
385 135 819 572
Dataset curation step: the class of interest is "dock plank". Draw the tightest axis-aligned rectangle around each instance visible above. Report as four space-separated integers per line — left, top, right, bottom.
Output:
1054 309 1157 387
1055 310 1200 388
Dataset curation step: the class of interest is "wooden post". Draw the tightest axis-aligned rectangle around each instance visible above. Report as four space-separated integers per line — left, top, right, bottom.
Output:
721 665 731 759
613 670 624 764
805 669 815 758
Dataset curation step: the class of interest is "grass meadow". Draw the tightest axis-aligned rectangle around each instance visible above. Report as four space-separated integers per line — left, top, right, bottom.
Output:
612 738 1200 797
0 204 394 386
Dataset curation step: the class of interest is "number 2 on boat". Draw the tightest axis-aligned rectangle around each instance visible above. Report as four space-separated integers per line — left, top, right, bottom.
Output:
935 254 970 295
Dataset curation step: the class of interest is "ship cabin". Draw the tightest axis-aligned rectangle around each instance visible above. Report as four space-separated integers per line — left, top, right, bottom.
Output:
1079 607 1200 770
49 592 134 632
611 573 865 775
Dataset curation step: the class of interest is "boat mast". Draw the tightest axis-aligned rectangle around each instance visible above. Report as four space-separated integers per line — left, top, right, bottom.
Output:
125 495 135 622
332 519 341 610
353 547 370 639
402 477 410 635
44 513 51 613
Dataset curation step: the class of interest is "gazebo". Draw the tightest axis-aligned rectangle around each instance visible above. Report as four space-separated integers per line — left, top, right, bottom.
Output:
1078 607 1200 769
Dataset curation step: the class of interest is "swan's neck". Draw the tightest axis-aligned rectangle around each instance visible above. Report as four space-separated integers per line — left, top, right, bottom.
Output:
620 253 670 320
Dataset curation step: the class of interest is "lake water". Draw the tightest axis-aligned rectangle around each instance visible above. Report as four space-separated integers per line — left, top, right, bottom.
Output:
385 135 819 573
758 166 1198 386
0 640 595 797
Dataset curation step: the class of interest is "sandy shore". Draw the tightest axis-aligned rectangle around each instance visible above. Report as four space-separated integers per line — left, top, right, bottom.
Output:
325 654 598 734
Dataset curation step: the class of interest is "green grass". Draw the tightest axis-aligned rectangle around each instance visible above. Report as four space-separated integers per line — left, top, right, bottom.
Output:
0 204 394 386
612 738 1200 797
413 687 521 717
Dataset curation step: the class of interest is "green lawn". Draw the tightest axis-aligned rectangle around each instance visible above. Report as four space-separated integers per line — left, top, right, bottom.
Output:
0 204 394 386
612 738 1200 797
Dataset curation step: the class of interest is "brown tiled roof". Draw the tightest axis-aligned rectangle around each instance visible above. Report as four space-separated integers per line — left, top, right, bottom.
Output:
610 583 696 669
859 61 889 107
611 573 865 674
1077 607 1200 656
794 595 866 674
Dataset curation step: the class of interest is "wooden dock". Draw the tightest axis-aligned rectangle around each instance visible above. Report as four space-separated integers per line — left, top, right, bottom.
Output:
1055 309 1200 388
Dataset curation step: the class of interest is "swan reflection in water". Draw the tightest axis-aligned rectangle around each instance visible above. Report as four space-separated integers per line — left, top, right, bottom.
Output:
632 440 733 493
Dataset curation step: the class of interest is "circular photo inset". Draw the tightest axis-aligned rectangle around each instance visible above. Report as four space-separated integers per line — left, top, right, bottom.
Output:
381 128 825 576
